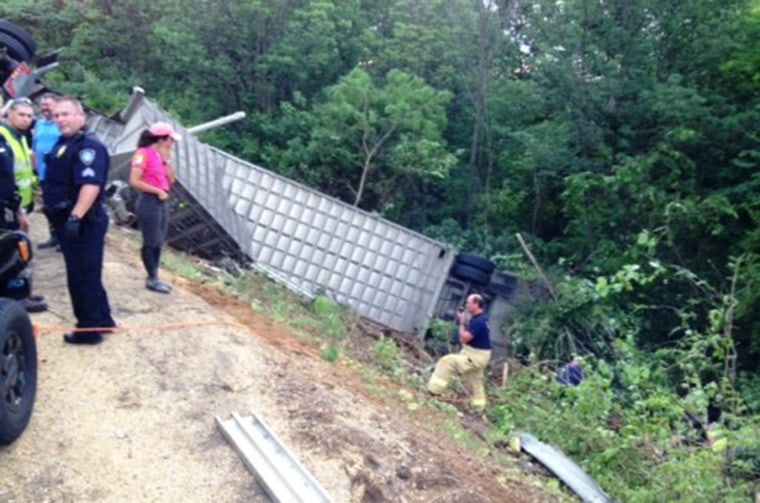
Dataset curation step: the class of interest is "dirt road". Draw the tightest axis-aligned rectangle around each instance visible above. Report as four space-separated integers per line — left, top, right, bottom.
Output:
0 213 556 503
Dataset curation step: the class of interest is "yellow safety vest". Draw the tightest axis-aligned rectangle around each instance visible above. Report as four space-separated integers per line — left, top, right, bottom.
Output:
0 125 34 208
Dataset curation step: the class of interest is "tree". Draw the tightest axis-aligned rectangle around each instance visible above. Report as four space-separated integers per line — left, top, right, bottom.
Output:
300 68 456 210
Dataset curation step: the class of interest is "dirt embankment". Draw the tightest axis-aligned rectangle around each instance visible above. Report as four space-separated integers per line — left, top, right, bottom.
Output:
0 212 557 503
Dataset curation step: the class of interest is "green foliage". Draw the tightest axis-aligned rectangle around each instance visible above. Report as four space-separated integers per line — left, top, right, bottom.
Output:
372 336 401 373
312 295 345 339
293 67 457 210
424 316 457 357
719 0 760 96
492 357 757 502
320 344 340 363
311 295 363 363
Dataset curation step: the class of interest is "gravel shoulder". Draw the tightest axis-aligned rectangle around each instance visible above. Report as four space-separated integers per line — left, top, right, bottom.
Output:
0 212 558 503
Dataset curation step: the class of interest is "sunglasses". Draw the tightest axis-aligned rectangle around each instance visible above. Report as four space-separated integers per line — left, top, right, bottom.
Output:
9 97 33 109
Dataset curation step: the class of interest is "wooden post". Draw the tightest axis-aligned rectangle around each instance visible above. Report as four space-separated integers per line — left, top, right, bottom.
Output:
516 232 556 300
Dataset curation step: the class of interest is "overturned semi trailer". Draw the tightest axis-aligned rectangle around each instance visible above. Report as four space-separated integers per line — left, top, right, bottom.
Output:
91 89 523 352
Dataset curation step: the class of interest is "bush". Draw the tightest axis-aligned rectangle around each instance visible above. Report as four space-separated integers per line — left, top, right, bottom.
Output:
489 360 757 502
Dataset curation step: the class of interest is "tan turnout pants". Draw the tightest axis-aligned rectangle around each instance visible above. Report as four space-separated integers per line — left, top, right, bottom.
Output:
427 345 492 411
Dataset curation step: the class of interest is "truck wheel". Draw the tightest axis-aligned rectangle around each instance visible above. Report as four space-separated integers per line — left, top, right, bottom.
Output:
0 299 36 445
0 33 32 63
0 20 36 62
455 253 495 274
451 264 492 285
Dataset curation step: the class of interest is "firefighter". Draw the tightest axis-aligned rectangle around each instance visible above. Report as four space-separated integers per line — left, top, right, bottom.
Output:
43 96 115 344
427 293 492 412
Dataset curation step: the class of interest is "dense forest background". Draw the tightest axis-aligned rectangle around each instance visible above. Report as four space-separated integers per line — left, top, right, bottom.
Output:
3 0 759 500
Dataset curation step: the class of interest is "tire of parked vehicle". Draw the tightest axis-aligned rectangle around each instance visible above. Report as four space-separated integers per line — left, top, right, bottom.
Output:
0 298 37 445
0 20 36 62
450 263 492 285
455 253 495 274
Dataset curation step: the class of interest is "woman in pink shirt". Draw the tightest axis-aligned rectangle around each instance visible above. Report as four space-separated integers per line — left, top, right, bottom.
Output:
129 122 180 293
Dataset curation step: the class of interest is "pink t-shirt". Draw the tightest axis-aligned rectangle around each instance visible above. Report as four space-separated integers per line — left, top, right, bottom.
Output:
131 146 170 192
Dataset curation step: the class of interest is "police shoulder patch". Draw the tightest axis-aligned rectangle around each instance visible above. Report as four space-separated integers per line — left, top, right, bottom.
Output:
79 148 96 166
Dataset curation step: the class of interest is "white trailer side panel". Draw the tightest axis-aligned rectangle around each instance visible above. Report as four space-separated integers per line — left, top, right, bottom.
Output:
101 93 456 335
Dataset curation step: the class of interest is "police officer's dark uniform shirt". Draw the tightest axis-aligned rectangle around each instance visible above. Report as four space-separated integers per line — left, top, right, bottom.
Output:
44 130 115 332
43 131 109 213
468 313 491 350
0 136 20 231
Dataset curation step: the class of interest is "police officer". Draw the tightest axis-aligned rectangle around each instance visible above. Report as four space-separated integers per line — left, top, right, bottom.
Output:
43 96 115 345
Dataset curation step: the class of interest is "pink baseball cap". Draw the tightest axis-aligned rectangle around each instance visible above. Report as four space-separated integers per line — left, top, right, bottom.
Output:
148 122 181 141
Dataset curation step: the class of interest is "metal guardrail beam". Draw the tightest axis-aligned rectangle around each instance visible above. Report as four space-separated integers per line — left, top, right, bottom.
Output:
216 412 334 503
520 433 614 503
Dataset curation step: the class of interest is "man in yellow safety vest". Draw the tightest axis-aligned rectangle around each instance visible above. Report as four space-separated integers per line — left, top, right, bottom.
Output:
0 97 47 313
0 97 36 212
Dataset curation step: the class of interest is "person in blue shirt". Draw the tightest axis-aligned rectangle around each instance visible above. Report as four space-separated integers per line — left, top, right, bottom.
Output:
32 93 60 249
43 96 115 345
427 293 492 412
557 358 585 386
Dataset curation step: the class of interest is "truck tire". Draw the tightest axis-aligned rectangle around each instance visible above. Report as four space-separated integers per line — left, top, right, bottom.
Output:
455 253 495 274
0 299 36 445
0 33 32 64
451 263 492 285
0 20 36 61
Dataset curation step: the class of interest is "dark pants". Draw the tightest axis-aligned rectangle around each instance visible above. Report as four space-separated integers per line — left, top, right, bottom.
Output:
52 207 115 331
43 209 57 242
136 194 169 279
